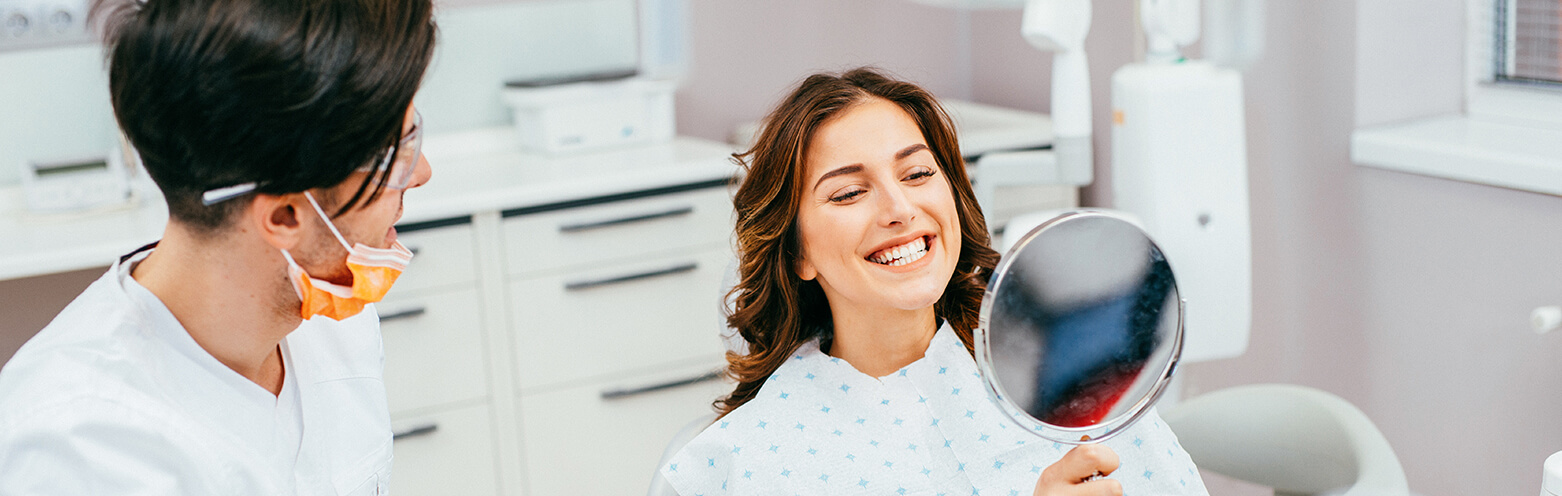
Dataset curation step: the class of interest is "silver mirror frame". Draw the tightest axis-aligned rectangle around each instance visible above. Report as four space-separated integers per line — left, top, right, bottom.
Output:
974 210 1186 445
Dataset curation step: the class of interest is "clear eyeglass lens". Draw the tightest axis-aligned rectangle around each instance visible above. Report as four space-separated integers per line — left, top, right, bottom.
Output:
389 115 422 190
365 111 423 191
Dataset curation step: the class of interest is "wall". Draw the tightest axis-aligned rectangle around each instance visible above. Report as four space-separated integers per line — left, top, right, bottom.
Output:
674 0 970 142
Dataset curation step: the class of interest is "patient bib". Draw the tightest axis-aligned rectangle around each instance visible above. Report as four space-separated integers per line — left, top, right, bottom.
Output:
663 324 1209 496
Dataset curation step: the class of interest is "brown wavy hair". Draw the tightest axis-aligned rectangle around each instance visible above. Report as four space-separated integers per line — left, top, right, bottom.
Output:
716 68 1000 417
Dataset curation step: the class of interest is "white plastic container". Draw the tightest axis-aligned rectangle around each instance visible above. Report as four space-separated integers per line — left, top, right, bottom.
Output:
500 77 676 155
1111 59 1252 364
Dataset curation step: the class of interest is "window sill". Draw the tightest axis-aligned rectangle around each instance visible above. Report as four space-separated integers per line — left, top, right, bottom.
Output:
1350 115 1562 196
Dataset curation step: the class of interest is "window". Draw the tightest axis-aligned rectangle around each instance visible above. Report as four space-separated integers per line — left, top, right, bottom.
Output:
1349 0 1562 197
1494 0 1562 86
1466 0 1562 127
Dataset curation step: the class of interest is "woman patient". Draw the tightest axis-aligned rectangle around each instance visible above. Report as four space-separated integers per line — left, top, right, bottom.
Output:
662 68 1208 496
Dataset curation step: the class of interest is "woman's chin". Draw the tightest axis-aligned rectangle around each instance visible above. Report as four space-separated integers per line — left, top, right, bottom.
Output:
879 286 947 312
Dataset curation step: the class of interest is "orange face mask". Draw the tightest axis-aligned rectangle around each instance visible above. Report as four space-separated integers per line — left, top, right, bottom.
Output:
280 192 414 321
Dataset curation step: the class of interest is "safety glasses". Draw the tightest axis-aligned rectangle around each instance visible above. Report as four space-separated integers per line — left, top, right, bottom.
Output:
359 110 423 192
201 110 424 206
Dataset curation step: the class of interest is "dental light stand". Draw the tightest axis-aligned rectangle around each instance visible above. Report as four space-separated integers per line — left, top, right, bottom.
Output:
969 0 1095 216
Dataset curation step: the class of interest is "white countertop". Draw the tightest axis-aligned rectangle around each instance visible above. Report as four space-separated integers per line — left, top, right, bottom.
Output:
0 129 739 281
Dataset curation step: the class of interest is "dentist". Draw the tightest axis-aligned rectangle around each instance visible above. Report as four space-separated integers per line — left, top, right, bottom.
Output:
0 0 436 494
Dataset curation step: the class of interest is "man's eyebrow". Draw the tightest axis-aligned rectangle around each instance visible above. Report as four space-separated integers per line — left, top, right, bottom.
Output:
896 143 929 160
814 164 864 191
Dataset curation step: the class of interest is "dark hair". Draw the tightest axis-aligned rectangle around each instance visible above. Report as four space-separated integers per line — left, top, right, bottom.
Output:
93 0 437 231
716 68 1000 417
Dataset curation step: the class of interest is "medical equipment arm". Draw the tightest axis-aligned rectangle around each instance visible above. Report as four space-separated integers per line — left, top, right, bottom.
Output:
1020 0 1092 179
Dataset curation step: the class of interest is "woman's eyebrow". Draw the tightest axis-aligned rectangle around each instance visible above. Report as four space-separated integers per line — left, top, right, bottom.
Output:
814 164 864 191
812 144 931 191
896 143 929 160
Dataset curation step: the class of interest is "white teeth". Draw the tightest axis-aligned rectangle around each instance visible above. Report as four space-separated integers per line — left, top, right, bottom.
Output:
869 236 929 266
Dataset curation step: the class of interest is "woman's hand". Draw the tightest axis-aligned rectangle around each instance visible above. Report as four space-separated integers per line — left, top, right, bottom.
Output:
1032 444 1123 496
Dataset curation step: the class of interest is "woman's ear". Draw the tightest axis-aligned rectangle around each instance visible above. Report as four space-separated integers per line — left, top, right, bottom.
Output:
246 193 306 251
794 256 817 281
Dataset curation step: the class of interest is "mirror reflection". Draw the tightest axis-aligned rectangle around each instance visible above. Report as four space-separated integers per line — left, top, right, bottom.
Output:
980 211 1182 440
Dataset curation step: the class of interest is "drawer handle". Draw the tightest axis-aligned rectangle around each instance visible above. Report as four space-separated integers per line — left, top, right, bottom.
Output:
392 422 438 441
558 205 694 233
564 262 698 291
379 306 428 323
600 369 723 400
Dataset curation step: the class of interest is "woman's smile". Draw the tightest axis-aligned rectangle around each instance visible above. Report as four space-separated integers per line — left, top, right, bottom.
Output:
867 234 934 269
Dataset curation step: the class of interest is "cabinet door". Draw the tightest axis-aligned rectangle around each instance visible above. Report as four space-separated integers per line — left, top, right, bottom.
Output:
380 288 489 415
500 187 732 277
390 404 501 496
518 363 729 496
508 249 732 391
391 221 479 295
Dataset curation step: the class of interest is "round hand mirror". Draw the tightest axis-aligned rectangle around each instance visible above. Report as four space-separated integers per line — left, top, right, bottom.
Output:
976 210 1184 444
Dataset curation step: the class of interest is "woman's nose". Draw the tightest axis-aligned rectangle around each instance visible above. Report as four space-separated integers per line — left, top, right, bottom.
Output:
877 183 917 227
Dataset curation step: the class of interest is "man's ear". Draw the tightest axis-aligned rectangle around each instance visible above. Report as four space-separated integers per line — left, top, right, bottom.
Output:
247 193 305 251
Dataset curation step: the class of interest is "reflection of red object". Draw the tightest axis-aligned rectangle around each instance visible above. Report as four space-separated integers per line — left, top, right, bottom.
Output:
1046 362 1146 428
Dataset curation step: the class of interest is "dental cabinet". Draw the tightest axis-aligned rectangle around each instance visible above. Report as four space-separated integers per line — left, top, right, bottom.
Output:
0 105 1076 496
344 128 740 496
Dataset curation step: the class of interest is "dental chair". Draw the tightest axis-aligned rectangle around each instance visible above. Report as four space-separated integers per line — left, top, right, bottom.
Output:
646 413 716 496
1162 384 1411 496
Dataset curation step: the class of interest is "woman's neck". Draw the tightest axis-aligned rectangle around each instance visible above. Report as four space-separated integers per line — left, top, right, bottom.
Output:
826 304 939 378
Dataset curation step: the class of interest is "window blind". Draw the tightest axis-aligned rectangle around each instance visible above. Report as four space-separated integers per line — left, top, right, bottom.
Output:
1497 0 1562 86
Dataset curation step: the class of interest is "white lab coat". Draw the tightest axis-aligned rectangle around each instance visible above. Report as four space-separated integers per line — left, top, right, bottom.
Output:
663 323 1209 496
0 247 394 495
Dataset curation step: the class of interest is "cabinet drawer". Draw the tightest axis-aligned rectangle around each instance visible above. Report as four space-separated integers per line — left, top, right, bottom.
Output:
501 186 732 277
508 249 732 391
390 404 500 496
391 220 479 294
380 289 488 415
518 363 729 496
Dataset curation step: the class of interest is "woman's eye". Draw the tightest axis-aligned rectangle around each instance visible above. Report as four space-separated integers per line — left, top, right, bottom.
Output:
905 169 935 182
830 189 865 203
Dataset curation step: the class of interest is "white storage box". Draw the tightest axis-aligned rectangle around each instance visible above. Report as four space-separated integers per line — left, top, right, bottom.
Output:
501 78 676 154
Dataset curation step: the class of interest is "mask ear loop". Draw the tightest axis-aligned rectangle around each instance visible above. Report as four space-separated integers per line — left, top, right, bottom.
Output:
304 191 355 251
